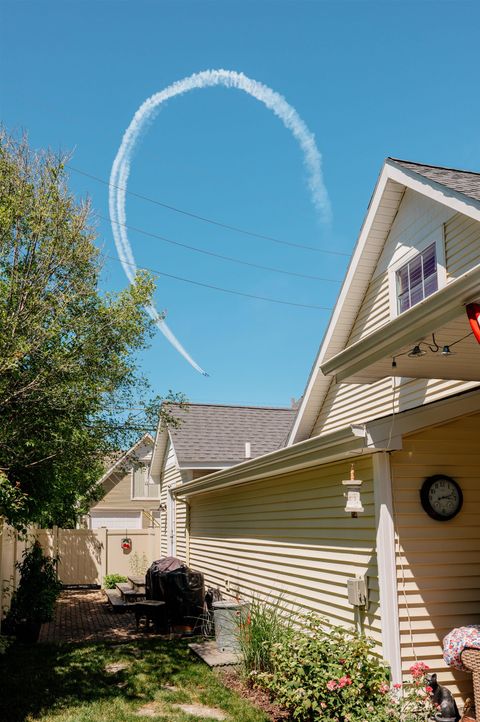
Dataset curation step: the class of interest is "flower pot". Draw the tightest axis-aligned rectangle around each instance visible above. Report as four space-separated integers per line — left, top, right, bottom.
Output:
15 620 42 643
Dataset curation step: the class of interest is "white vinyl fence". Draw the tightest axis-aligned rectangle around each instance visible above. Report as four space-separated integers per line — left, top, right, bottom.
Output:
0 521 161 616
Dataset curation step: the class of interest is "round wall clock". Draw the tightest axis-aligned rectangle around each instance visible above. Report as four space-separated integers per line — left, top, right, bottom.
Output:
420 475 463 521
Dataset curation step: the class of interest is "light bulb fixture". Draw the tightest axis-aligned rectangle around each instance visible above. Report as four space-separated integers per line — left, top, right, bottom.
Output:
408 345 427 358
342 464 364 518
391 358 397 368
441 345 455 357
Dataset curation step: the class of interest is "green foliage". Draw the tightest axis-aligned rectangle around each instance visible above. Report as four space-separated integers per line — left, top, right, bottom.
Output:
248 613 433 722
0 635 12 654
103 573 128 589
236 594 294 676
6 541 62 625
0 129 186 529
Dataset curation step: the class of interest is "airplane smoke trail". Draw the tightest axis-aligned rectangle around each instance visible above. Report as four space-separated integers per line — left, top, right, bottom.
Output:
109 69 331 375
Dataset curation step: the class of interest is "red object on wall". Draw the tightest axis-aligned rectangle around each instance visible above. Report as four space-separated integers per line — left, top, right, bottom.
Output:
466 303 480 344
121 537 132 551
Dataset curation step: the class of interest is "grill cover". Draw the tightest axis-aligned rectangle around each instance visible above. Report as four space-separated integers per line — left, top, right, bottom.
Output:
145 557 204 632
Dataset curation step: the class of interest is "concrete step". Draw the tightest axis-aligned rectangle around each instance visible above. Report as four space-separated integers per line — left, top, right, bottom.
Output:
105 588 127 611
115 583 145 603
127 576 146 593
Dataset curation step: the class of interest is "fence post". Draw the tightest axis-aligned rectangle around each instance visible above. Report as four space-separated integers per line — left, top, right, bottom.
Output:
97 528 107 585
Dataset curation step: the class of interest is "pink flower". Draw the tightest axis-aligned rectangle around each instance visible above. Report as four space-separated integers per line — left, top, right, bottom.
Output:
379 682 390 694
409 662 430 679
425 686 433 694
393 683 402 690
338 675 352 688
327 680 338 691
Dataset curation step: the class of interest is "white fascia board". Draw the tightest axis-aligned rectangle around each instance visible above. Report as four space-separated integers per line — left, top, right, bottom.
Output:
288 161 480 445
364 386 480 447
172 426 380 498
178 463 237 470
321 263 480 382
97 433 154 486
287 163 397 446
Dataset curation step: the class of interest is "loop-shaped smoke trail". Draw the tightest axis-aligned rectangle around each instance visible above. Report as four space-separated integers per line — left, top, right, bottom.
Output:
109 69 331 375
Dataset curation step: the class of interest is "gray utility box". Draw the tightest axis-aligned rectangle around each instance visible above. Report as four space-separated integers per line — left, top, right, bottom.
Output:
212 600 249 652
347 577 368 607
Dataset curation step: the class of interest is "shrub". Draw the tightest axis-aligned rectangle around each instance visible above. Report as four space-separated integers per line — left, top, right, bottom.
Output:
103 573 128 589
249 615 433 722
6 541 61 626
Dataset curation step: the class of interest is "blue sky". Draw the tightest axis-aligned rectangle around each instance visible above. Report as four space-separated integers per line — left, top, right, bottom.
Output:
2 1 479 409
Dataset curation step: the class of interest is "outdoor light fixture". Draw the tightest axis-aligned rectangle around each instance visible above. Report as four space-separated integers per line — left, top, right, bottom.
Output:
441 345 455 356
408 345 427 358
342 464 364 518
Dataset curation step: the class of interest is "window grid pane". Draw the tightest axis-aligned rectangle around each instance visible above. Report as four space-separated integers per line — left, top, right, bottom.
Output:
396 243 437 314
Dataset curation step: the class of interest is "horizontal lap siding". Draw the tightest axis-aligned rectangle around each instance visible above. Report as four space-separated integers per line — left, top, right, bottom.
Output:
91 470 160 527
445 213 480 279
391 416 480 701
188 457 382 650
175 500 188 562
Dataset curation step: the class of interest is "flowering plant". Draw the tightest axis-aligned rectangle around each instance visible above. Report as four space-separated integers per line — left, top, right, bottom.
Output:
247 613 437 722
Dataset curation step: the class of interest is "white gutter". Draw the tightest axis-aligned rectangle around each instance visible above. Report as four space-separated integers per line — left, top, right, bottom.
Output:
173 426 378 498
321 264 480 382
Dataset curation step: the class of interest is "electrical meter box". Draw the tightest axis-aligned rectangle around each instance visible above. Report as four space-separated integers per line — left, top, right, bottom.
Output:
347 577 367 607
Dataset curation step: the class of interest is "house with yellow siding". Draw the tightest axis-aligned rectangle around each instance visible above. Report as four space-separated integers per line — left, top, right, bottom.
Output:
88 433 160 529
159 158 480 703
150 403 294 559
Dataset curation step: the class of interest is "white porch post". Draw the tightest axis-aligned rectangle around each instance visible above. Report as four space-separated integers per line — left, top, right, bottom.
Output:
167 485 176 556
373 452 402 685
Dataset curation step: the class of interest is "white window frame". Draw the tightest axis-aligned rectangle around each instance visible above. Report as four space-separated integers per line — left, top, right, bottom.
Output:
388 228 447 318
130 466 160 501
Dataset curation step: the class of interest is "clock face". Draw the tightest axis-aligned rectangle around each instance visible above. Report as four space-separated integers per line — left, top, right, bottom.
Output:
420 475 463 521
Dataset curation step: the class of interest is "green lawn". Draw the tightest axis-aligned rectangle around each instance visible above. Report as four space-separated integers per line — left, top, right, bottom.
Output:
0 638 270 722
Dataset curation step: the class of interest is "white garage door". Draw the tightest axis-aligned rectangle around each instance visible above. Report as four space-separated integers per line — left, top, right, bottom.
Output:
90 511 142 529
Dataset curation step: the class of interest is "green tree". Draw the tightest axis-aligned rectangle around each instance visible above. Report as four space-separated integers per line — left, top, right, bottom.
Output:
0 130 183 529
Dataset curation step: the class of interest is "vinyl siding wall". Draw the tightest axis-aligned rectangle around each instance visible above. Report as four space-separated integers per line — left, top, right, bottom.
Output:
312 195 480 437
91 441 159 528
160 442 181 556
187 456 383 652
391 414 480 701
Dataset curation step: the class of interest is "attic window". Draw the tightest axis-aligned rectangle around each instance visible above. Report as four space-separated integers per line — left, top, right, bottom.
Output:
396 243 437 313
132 466 159 499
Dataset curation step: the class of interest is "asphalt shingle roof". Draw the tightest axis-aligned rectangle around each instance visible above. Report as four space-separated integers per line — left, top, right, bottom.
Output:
388 157 480 203
167 403 295 466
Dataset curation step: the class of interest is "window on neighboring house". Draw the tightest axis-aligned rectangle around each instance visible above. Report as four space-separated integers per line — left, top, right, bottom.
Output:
132 466 159 499
396 243 438 313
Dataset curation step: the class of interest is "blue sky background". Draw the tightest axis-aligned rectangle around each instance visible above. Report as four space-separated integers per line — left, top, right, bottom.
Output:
2 0 479 409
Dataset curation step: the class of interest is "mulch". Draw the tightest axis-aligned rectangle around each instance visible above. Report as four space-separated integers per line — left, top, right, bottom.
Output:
217 667 291 722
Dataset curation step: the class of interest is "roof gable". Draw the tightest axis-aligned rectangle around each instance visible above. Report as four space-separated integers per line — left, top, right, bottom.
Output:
288 157 480 445
99 433 154 485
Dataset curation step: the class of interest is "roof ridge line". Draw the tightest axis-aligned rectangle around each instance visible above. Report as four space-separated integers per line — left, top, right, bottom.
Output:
165 401 293 411
387 156 480 177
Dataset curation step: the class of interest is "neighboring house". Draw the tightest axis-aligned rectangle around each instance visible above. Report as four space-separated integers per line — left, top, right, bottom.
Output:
88 433 160 530
165 158 480 701
149 403 295 560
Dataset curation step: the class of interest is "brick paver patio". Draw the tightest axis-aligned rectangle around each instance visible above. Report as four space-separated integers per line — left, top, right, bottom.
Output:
39 589 164 644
